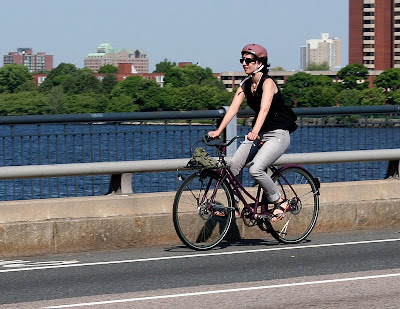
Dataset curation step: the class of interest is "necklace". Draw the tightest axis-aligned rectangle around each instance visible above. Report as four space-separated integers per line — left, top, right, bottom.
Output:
251 73 262 94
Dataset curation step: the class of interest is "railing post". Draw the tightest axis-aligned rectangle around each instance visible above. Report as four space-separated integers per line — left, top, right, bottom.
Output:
107 173 133 194
221 106 237 157
120 173 133 194
385 160 399 178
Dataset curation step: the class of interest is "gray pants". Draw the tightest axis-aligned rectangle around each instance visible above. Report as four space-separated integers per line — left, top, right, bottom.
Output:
230 129 290 203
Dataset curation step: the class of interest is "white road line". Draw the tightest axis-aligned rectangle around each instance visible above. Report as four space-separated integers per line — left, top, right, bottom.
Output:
43 272 400 308
0 237 399 274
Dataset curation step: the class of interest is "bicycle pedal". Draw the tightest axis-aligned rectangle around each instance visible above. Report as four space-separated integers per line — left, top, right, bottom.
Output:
254 213 271 220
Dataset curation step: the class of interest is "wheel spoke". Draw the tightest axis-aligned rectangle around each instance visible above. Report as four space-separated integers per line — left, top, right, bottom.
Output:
278 218 290 236
268 167 319 243
173 171 233 250
295 190 316 203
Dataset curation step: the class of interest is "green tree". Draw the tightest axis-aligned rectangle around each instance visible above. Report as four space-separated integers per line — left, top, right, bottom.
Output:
164 65 220 88
62 68 102 95
374 68 400 104
200 74 226 90
102 73 119 94
164 66 185 87
162 84 233 111
337 63 369 90
39 63 78 92
359 87 386 106
281 72 314 107
98 64 118 73
153 58 176 73
374 68 400 91
66 93 107 114
111 75 163 111
306 62 330 71
47 86 67 114
0 91 47 115
162 85 205 111
161 64 229 110
15 80 38 92
336 89 360 106
313 75 334 86
204 86 234 109
105 94 140 112
303 85 339 107
388 89 400 105
0 64 33 93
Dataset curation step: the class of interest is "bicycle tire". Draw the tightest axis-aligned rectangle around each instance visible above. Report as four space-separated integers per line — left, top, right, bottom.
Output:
267 166 319 243
173 170 234 250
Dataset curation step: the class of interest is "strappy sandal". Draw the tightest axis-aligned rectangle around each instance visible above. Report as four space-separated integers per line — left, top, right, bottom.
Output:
213 195 241 218
214 208 241 218
213 211 226 217
234 207 241 219
271 199 289 223
213 201 241 218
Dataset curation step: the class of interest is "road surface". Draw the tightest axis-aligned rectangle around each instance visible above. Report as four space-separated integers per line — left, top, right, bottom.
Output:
0 228 400 308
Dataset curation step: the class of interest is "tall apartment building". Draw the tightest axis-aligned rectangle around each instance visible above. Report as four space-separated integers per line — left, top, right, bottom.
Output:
3 48 53 73
300 33 342 70
84 43 149 73
349 0 400 70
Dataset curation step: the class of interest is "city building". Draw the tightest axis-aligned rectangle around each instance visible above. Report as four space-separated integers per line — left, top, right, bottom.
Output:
33 63 164 87
33 62 202 87
84 43 149 73
3 48 53 73
220 70 382 91
349 0 400 70
300 33 342 71
221 71 341 91
93 63 164 86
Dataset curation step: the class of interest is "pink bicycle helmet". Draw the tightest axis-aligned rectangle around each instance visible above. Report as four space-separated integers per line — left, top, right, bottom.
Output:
241 44 268 59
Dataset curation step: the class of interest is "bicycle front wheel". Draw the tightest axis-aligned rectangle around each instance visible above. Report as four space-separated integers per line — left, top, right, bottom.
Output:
268 166 319 243
173 170 233 250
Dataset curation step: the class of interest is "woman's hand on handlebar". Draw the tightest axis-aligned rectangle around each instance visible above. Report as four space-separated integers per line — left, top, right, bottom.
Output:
207 130 221 139
247 131 259 141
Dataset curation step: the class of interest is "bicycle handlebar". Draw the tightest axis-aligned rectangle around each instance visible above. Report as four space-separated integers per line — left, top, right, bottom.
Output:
202 134 245 148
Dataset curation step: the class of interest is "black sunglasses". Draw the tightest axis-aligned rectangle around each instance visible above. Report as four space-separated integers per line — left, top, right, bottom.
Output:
239 58 256 64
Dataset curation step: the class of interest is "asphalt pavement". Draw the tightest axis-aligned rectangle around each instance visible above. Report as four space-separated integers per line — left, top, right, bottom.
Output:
1 228 400 308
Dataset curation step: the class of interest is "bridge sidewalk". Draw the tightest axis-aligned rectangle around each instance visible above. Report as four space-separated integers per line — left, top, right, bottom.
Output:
0 179 399 257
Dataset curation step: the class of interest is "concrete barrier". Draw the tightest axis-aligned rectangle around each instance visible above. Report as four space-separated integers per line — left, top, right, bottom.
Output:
0 179 399 257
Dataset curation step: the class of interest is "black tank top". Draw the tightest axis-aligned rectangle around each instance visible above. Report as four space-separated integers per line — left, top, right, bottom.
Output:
243 74 292 133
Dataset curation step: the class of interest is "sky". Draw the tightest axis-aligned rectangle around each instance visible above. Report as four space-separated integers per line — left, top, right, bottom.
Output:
0 0 349 73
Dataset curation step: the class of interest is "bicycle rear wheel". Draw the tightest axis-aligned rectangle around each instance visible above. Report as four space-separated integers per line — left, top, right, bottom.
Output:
268 166 319 243
173 170 233 250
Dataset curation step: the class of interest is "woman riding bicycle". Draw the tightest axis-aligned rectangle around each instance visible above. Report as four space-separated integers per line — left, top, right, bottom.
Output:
208 43 296 222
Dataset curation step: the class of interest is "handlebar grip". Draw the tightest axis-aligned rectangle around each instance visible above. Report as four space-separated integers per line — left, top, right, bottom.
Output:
202 134 245 147
203 134 215 144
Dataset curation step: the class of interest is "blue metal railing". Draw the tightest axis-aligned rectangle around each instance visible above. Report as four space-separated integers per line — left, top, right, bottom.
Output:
0 106 399 200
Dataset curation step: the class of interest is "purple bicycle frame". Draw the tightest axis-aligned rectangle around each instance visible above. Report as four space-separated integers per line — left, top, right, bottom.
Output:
203 140 318 218
210 163 313 218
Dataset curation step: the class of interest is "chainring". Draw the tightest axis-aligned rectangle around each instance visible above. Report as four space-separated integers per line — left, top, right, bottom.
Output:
242 209 257 227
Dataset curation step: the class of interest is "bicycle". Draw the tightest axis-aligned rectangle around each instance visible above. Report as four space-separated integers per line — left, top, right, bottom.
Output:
173 134 320 251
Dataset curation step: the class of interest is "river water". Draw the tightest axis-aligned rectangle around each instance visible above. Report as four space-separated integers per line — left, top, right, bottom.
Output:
0 123 399 200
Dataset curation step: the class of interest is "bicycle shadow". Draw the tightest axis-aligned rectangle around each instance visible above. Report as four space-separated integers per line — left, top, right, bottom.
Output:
224 218 312 248
165 219 311 252
216 219 283 248
165 218 243 253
